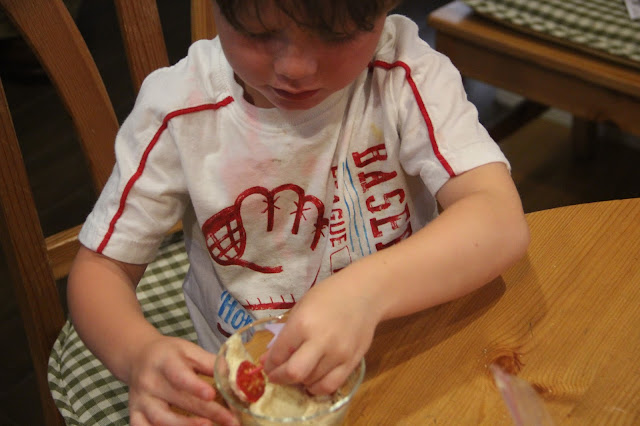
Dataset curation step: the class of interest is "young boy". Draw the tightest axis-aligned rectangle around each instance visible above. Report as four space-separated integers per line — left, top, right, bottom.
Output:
67 0 530 424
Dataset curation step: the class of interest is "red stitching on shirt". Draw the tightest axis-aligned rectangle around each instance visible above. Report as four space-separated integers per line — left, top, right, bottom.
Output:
370 60 456 177
242 294 297 311
97 96 235 254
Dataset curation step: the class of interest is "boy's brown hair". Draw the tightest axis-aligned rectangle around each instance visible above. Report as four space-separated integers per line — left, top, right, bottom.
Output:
214 0 403 37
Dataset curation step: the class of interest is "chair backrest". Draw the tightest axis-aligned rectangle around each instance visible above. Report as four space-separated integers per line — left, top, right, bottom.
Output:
0 0 215 424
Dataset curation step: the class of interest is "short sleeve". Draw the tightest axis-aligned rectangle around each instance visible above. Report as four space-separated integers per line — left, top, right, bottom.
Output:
79 70 190 264
379 16 509 196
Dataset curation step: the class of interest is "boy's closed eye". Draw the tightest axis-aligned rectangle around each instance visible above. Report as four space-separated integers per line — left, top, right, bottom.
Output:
321 32 359 45
244 31 278 42
243 29 359 46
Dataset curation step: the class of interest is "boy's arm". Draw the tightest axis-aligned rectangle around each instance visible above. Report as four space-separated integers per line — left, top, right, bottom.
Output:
265 162 530 393
68 246 156 380
363 161 529 320
67 246 237 425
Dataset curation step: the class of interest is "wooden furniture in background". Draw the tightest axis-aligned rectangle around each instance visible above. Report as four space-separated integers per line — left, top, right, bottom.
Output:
191 0 216 52
0 0 215 424
428 1 640 156
347 198 640 423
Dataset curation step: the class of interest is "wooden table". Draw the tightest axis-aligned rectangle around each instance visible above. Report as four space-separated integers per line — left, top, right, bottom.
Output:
427 1 640 155
347 198 640 424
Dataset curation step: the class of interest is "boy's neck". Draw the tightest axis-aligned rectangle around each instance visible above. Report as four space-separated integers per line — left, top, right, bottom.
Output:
234 74 273 109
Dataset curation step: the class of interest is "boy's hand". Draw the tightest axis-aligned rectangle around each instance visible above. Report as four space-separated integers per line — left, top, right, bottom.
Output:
127 335 238 426
262 272 379 395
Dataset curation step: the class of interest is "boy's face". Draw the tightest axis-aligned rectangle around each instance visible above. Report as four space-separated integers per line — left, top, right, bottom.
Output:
213 2 387 110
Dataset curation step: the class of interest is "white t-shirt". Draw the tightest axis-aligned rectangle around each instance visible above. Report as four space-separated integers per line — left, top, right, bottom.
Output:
79 15 508 352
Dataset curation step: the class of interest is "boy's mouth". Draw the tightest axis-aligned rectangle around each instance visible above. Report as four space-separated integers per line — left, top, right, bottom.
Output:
272 87 319 101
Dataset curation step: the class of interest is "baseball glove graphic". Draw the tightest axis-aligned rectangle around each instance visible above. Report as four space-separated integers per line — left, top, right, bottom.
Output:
202 184 328 273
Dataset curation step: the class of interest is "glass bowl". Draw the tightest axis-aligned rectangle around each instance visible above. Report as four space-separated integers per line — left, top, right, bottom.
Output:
214 315 365 425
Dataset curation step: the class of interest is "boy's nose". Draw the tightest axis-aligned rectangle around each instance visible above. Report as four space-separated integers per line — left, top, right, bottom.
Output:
273 42 318 82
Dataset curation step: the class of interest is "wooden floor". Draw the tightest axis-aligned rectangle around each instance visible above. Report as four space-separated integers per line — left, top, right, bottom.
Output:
0 0 638 424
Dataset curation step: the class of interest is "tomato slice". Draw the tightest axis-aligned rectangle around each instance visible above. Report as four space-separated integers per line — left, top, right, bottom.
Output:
236 360 265 403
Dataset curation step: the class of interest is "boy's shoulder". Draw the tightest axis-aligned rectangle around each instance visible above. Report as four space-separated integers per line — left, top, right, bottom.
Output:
374 14 439 65
369 15 462 95
134 38 230 113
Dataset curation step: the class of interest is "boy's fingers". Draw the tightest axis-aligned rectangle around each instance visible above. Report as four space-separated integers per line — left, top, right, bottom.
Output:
132 395 204 426
302 354 341 389
163 363 216 401
267 342 321 385
145 379 237 426
129 410 152 426
306 363 351 396
184 343 217 376
263 329 303 372
160 343 217 400
143 371 220 423
169 392 237 426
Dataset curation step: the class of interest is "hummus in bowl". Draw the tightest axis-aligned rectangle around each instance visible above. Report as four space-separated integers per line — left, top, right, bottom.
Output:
214 315 365 425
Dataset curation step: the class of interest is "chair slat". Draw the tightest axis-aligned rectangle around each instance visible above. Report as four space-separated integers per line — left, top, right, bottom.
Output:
114 0 170 93
45 221 183 281
0 0 118 193
0 0 212 423
45 225 83 280
0 79 66 426
191 0 217 42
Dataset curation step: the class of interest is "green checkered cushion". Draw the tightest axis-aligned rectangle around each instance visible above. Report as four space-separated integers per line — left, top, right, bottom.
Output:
464 0 640 66
48 233 196 425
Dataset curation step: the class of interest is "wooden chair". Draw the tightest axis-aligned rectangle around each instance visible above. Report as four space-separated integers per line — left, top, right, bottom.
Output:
428 1 640 157
0 0 215 424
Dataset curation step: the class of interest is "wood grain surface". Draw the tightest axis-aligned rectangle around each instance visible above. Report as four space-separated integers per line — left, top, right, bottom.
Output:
346 198 640 424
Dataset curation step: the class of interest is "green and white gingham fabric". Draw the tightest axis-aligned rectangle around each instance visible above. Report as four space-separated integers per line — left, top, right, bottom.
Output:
48 233 197 425
463 0 640 65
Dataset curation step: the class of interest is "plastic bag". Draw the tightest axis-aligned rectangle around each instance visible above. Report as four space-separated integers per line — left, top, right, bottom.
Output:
491 364 554 426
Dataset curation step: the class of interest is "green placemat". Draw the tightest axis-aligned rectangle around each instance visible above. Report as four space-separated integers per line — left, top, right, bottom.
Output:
48 233 196 425
464 0 640 67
